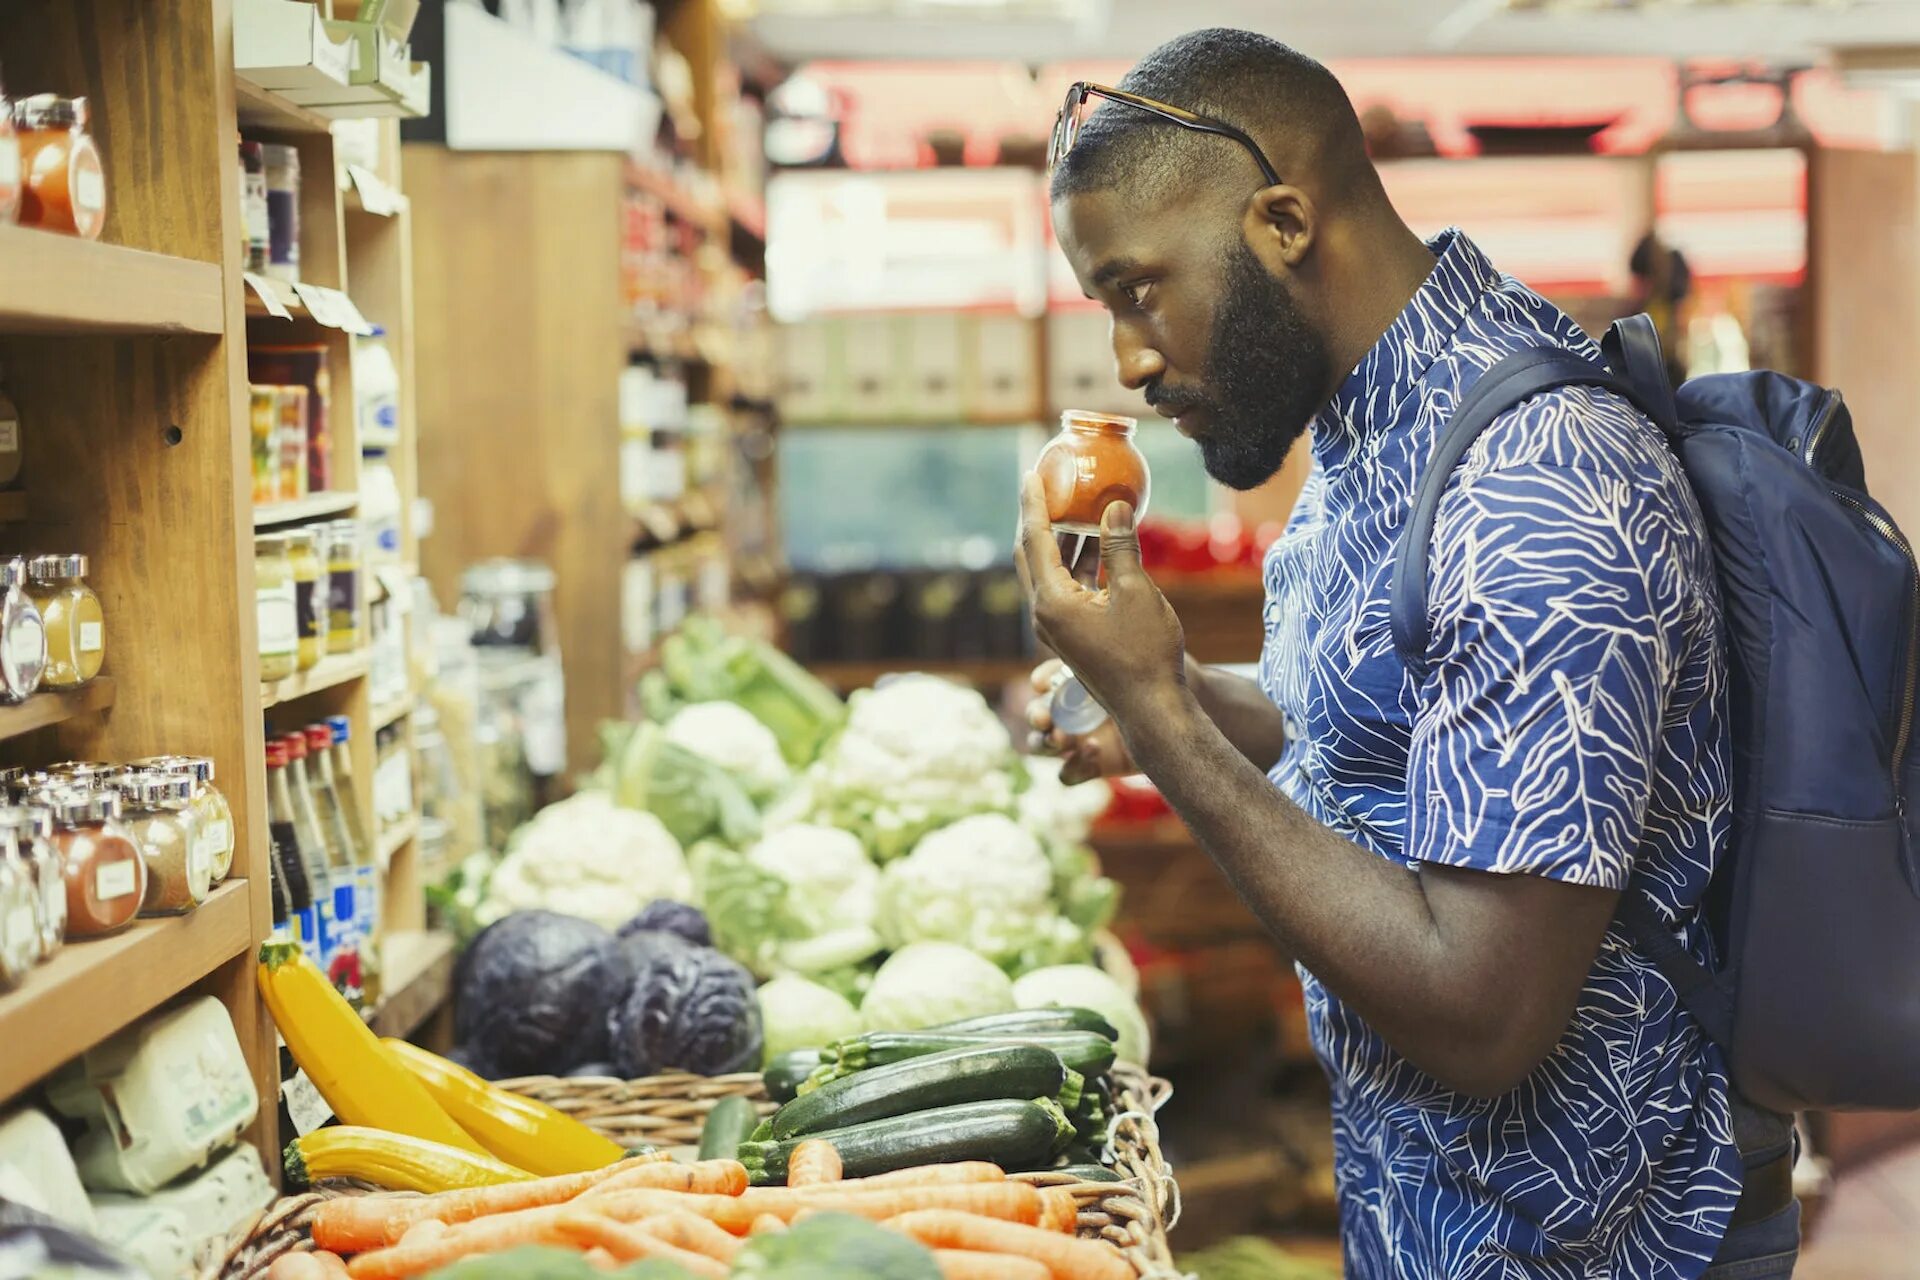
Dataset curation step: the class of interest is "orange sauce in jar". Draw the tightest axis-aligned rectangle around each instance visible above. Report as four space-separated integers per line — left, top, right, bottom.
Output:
1034 411 1151 535
15 95 105 240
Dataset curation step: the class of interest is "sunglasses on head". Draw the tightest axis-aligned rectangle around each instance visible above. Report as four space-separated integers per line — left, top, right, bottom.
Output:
1047 81 1283 189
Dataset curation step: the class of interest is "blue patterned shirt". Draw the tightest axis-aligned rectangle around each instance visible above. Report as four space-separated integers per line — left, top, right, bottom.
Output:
1259 230 1742 1278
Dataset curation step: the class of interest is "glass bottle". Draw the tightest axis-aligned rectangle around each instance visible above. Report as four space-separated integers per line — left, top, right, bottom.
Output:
326 716 375 871
286 529 325 672
2 804 63 962
266 738 317 960
285 730 349 978
302 724 355 873
255 534 298 681
131 756 234 884
0 557 45 703
14 95 105 240
325 521 363 654
309 723 372 1004
25 554 103 690
43 787 144 938
116 770 207 917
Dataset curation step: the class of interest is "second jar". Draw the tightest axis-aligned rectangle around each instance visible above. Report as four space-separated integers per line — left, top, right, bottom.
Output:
286 528 324 672
26 555 102 691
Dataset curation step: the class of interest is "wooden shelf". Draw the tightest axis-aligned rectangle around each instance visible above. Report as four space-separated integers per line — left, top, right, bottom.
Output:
253 491 358 528
261 651 369 709
0 880 251 1099
0 228 224 335
806 658 1033 692
372 695 412 732
366 929 455 1039
377 816 418 866
0 678 116 743
0 492 26 522
235 77 331 134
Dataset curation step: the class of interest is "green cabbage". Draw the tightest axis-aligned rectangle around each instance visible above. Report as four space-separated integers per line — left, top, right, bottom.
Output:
639 617 846 766
611 721 761 850
861 943 1016 1032
757 974 863 1063
1013 964 1151 1066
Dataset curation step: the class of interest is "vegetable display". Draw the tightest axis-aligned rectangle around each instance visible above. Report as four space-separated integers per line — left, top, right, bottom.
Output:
283 1128 532 1195
1011 967 1151 1068
477 794 693 931
755 975 861 1065
858 944 1015 1034
608 937 764 1079
454 913 634 1079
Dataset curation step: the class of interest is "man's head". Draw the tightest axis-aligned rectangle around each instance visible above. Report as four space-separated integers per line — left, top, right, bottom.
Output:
1051 29 1397 490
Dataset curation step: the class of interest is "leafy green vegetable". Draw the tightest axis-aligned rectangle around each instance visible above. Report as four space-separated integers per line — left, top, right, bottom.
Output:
613 721 761 850
730 1212 941 1279
639 617 846 766
860 943 1016 1032
758 973 863 1063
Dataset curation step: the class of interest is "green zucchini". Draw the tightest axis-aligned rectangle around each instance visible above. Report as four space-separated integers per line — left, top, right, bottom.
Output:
762 1049 823 1103
821 1030 1116 1080
1052 1163 1123 1183
739 1098 1074 1186
698 1095 762 1162
770 1045 1079 1142
933 1007 1119 1041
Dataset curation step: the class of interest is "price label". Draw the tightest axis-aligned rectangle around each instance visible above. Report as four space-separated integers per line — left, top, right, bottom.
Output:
244 273 293 320
281 1068 335 1136
290 282 339 328
347 165 404 217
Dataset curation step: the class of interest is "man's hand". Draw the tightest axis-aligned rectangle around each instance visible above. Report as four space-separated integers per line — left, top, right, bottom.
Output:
1026 658 1137 784
1015 473 1186 727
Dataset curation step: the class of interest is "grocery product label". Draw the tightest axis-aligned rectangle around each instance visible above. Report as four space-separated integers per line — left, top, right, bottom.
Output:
9 617 43 670
0 416 19 454
5 904 34 954
294 578 320 642
78 621 102 653
74 166 104 213
206 821 230 859
96 859 137 901
257 587 298 658
243 273 292 320
0 142 19 193
282 1068 334 1137
188 829 213 894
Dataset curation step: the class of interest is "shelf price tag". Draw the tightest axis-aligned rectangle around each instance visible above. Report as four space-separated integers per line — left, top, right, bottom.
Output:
281 1067 335 1137
291 282 341 328
347 165 405 217
244 273 293 320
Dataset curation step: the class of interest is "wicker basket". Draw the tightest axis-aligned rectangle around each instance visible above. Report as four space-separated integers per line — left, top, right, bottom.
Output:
213 1065 1180 1279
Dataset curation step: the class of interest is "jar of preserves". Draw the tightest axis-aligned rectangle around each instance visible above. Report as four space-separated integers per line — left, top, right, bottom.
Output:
14 94 105 240
117 771 207 917
287 528 324 671
25 554 103 690
324 520 362 654
130 757 233 883
0 557 45 703
1034 410 1151 538
2 805 64 962
43 788 144 938
0 847 32 991
255 534 298 682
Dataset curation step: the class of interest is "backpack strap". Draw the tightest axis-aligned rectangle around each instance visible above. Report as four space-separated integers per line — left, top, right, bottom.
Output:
1616 894 1734 1050
1601 314 1682 439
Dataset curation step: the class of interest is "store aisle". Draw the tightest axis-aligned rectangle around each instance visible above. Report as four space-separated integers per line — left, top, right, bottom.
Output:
1799 1146 1920 1278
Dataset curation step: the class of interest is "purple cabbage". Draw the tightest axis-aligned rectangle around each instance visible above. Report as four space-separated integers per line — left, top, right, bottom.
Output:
608 940 763 1078
619 900 713 947
454 910 632 1078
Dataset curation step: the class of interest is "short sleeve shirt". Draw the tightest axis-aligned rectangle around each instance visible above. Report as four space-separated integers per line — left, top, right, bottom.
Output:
1259 230 1742 1278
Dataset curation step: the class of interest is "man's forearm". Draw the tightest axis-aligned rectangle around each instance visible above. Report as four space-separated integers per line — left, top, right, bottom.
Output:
1184 657 1289 772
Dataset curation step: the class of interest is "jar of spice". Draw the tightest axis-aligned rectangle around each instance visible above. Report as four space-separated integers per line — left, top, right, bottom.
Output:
117 771 207 917
3 804 64 962
14 95 105 240
0 848 33 991
0 70 21 223
43 788 144 938
255 534 298 682
287 529 324 671
25 554 104 690
1034 411 1151 537
130 757 233 884
325 521 363 654
0 557 45 704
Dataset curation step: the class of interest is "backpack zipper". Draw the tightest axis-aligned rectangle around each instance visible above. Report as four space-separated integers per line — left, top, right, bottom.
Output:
1801 390 1844 467
1831 488 1919 772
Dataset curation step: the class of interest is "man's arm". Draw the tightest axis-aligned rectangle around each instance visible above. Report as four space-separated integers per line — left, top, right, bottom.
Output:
1185 658 1290 773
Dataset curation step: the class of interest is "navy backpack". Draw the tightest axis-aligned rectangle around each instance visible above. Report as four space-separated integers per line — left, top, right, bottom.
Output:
1391 314 1920 1113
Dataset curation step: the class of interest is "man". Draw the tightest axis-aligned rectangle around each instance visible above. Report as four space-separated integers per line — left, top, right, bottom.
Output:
1021 29 1799 1279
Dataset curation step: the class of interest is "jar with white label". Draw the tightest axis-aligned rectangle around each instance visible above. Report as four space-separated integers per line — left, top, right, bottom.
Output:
0 848 34 991
129 757 233 884
0 557 45 703
24 554 103 690
1 804 64 961
117 771 207 917
255 534 298 682
42 788 144 938
0 374 24 490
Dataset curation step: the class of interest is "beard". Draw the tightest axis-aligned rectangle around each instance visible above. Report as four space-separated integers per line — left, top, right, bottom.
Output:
1148 237 1332 491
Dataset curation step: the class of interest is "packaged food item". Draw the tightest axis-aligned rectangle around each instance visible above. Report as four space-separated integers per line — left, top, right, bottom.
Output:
362 456 402 565
0 70 20 224
42 787 144 938
249 346 333 498
0 1107 94 1230
13 94 104 239
1 804 64 962
1034 410 1151 536
87 1145 274 1270
116 770 208 917
239 138 269 273
85 1198 192 1279
262 142 300 283
130 756 233 883
325 520 363 653
249 385 278 504
0 848 34 991
0 556 46 703
25 553 104 690
266 738 316 956
355 328 400 447
46 996 259 1194
287 528 324 671
254 534 298 681
274 383 310 502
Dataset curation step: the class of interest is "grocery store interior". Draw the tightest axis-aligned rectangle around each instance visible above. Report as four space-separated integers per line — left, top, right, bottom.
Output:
3 0 1920 1277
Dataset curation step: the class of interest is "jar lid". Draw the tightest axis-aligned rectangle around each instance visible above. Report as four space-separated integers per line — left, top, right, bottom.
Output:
261 143 300 168
256 532 291 551
41 787 117 825
303 725 332 754
46 760 117 783
27 554 87 580
1059 410 1138 433
285 528 317 549
129 755 215 784
14 94 85 132
326 715 352 744
0 558 26 590
117 770 195 806
0 804 40 836
463 558 555 597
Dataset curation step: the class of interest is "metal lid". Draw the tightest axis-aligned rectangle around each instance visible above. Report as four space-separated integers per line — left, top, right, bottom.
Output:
462 558 556 597
129 755 215 784
41 787 117 825
0 558 26 590
46 761 117 783
0 804 40 836
117 770 195 806
325 714 351 744
14 94 85 132
255 532 290 551
26 554 87 581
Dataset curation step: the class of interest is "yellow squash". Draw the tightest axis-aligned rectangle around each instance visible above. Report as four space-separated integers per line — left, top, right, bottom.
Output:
284 1126 531 1193
381 1037 629 1176
382 1036 629 1174
255 941 488 1155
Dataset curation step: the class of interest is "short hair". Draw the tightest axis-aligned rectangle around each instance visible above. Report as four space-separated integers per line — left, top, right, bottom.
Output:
1050 29 1371 209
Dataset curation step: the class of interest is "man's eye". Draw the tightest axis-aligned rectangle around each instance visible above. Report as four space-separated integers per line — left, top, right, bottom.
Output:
1120 280 1152 308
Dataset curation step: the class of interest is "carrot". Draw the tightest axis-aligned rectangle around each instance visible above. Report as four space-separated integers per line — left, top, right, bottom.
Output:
749 1213 787 1235
786 1140 842 1188
584 1247 619 1271
840 1162 1006 1189
398 1220 447 1248
314 1253 352 1280
578 1159 747 1199
884 1210 1132 1280
268 1254 334 1280
551 1213 727 1278
638 1209 743 1262
592 1181 1042 1234
344 1207 571 1279
1038 1186 1081 1234
933 1249 1050 1280
315 1154 663 1251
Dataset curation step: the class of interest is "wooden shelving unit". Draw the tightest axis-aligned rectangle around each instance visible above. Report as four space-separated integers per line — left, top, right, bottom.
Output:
0 678 117 742
377 816 420 866
0 493 25 523
261 651 372 709
252 490 359 528
0 226 226 336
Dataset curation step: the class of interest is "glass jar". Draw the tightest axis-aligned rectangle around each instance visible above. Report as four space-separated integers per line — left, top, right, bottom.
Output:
262 143 300 284
0 557 46 704
117 771 207 917
130 756 234 884
2 805 64 962
0 844 32 991
14 95 104 240
25 554 103 690
287 529 324 671
255 534 298 681
0 373 24 490
324 521 363 654
239 139 269 274
43 788 144 938
0 73 20 223
461 559 560 655
1033 411 1152 537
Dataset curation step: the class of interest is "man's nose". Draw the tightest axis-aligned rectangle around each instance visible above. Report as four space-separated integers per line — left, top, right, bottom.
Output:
1113 327 1166 393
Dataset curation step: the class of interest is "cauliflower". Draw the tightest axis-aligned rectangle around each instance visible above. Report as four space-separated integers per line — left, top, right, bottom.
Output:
697 824 885 979
478 791 692 930
807 676 1024 859
879 813 1075 968
665 701 792 801
1018 756 1114 850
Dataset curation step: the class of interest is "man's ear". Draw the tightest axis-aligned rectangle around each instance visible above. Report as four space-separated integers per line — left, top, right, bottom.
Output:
1245 185 1314 272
